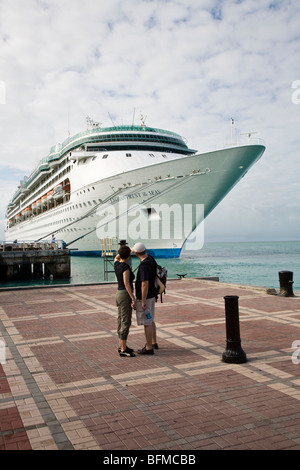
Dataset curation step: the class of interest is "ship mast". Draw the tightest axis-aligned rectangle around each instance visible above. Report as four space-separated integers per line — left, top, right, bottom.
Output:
140 113 147 130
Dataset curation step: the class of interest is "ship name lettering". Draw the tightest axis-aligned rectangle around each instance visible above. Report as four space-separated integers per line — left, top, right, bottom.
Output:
110 190 160 203
149 190 160 196
127 192 141 199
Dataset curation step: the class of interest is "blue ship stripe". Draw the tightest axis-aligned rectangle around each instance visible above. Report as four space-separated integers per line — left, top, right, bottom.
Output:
70 248 181 258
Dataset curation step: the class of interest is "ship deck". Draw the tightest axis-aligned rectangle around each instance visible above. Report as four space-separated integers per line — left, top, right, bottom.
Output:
0 278 299 452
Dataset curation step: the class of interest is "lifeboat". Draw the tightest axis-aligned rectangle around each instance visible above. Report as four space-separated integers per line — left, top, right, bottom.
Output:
53 184 64 200
36 198 42 207
47 190 53 201
22 207 31 218
63 181 70 193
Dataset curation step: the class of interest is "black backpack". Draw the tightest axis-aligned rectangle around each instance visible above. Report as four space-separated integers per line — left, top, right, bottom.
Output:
155 264 167 302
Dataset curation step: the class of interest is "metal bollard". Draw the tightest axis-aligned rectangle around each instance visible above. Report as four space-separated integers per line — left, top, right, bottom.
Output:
222 295 247 364
278 271 294 297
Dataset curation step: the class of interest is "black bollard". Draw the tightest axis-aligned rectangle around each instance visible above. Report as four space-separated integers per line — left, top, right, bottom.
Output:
278 271 294 297
222 295 247 364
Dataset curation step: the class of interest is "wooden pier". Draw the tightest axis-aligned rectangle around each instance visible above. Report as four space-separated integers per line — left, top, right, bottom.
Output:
0 241 70 281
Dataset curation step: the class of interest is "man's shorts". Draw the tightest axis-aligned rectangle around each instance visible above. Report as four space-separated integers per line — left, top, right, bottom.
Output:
136 297 155 326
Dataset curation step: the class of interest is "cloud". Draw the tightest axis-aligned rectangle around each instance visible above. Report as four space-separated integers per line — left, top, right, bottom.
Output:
0 0 300 242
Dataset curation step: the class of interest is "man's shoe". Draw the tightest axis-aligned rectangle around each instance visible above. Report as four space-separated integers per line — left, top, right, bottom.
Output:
137 346 154 355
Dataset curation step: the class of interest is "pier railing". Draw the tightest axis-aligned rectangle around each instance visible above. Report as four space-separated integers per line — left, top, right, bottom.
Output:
0 240 65 252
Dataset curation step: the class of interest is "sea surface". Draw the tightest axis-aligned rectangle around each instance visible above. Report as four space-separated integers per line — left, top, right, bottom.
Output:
1 240 299 292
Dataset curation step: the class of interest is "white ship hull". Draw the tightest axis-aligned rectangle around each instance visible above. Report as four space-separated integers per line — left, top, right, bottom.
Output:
5 141 265 257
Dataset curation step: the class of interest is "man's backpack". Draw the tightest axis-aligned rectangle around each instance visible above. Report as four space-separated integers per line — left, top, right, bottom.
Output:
155 265 167 302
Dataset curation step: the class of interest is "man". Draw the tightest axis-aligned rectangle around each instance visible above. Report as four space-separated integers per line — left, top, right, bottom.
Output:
132 242 158 355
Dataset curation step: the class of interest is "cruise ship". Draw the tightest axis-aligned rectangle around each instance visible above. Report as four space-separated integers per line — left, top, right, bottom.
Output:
5 117 265 257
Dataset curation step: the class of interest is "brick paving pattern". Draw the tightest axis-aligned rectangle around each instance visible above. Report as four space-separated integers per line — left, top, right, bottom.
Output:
0 278 299 450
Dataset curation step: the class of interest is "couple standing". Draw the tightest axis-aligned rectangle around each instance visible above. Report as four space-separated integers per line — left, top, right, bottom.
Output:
114 242 158 357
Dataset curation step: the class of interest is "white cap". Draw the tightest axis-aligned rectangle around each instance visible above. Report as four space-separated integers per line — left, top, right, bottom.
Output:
132 242 146 253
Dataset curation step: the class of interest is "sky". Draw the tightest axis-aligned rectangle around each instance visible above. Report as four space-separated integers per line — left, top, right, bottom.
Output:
0 0 299 244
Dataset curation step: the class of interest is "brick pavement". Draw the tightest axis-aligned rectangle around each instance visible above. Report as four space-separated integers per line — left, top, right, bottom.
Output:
0 278 299 451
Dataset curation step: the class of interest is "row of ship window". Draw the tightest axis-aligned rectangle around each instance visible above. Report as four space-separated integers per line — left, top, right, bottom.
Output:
86 133 181 144
45 198 102 216
85 152 169 159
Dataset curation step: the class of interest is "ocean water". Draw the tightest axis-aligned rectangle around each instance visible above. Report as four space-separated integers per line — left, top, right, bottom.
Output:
1 240 299 292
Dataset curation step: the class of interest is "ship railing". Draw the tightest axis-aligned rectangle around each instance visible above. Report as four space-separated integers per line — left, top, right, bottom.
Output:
195 136 265 155
220 136 265 149
0 240 66 252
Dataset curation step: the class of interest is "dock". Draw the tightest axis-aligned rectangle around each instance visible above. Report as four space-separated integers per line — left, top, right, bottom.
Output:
0 278 299 451
0 241 70 281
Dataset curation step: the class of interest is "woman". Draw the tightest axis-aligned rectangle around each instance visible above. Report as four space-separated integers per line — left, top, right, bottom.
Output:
114 245 136 357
